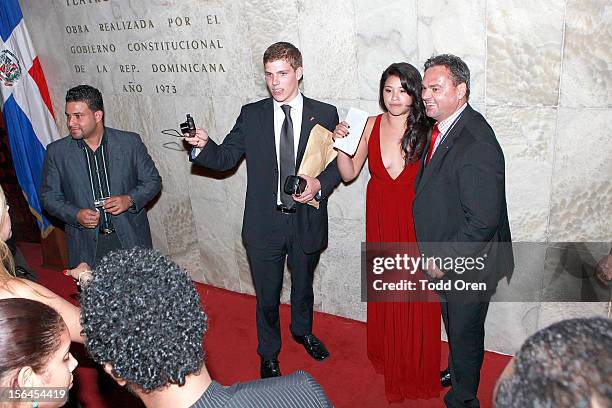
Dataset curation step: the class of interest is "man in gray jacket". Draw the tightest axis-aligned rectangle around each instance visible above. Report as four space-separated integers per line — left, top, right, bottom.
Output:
40 85 161 267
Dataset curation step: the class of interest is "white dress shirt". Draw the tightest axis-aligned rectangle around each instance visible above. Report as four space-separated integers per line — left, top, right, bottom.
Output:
273 93 303 205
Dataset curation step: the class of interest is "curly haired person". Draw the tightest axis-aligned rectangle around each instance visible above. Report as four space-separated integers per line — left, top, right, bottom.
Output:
494 317 611 408
79 247 333 408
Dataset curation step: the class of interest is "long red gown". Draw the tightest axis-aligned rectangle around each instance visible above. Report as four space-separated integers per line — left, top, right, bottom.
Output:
366 114 442 402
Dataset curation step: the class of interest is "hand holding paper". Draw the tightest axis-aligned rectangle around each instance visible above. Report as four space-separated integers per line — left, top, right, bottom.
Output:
333 108 369 156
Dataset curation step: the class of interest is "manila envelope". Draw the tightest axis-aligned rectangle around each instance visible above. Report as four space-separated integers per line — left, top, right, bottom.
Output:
297 124 338 209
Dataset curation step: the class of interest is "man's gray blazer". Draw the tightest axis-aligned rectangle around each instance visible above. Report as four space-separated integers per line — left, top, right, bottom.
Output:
40 127 162 267
191 371 333 407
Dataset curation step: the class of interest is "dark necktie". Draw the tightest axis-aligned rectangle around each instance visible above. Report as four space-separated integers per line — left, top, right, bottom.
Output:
279 104 295 208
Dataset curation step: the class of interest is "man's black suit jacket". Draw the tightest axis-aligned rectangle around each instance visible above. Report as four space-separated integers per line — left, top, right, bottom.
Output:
192 96 340 254
412 104 514 295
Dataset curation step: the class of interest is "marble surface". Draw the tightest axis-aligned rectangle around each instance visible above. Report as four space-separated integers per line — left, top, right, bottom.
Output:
19 0 612 354
537 301 610 332
147 203 169 256
190 197 241 291
158 194 200 275
548 108 612 241
355 0 419 100
298 0 359 100
488 106 556 241
319 218 366 321
418 0 487 104
560 0 612 108
486 0 565 106
485 302 540 354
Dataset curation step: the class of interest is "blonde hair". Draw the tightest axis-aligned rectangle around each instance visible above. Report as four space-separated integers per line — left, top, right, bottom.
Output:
0 186 15 282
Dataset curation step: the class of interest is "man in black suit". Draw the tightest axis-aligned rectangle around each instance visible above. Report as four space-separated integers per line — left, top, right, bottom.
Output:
40 85 161 267
184 42 340 378
412 54 514 408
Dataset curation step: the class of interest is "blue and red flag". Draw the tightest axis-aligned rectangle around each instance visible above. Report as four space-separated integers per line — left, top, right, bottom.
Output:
0 0 60 237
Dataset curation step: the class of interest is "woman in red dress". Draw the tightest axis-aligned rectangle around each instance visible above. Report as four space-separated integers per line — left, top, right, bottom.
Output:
334 63 441 402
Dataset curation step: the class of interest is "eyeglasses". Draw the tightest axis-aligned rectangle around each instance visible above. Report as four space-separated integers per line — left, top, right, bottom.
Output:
161 129 187 151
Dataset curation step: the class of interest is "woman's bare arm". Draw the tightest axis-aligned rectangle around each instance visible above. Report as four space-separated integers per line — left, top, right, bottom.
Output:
334 116 376 182
3 278 83 343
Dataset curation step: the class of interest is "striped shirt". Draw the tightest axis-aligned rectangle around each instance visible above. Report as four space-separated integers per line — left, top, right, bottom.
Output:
190 371 333 408
429 103 467 159
81 132 114 232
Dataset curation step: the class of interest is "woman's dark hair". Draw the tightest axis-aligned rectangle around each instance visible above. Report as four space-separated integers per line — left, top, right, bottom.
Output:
378 63 430 163
0 298 65 387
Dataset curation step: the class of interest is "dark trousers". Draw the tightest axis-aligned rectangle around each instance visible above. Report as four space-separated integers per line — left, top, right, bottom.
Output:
440 296 489 408
245 211 320 360
95 232 123 265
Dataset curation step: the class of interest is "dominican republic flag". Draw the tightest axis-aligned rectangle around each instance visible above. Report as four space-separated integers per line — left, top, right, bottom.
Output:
0 0 60 237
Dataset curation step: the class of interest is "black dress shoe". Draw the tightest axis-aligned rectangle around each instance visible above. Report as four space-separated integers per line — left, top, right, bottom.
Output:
440 368 451 387
260 358 282 379
292 334 330 361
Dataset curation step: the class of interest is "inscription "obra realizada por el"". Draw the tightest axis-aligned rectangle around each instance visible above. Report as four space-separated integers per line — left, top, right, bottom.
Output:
99 19 155 32
64 20 154 34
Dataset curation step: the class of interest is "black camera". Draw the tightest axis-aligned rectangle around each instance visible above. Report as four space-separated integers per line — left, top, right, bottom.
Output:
283 175 307 196
180 114 196 137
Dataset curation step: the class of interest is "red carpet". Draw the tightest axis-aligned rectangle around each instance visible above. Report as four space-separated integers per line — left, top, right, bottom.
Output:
20 242 510 407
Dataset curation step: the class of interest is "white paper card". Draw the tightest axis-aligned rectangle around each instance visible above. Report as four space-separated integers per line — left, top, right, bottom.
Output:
333 108 369 156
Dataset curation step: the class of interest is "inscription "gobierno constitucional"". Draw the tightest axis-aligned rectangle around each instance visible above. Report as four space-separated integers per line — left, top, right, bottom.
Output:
63 5 228 95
